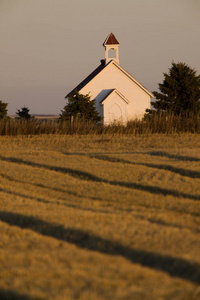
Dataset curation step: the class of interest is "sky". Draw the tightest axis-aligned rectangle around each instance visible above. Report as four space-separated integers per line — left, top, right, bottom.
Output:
0 0 200 115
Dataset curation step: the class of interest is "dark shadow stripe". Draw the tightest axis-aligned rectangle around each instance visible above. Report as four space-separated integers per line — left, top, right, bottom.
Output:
0 187 50 205
0 183 110 216
0 289 43 300
63 152 200 179
0 156 102 182
1 173 199 225
0 173 102 202
144 163 200 179
0 211 199 285
110 181 200 200
145 217 200 234
0 156 199 201
147 151 200 162
87 154 200 179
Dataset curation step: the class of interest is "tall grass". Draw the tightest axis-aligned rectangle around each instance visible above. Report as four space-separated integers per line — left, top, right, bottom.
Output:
1 113 200 136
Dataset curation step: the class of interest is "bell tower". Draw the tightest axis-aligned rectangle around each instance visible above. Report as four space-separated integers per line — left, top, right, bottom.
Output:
103 32 120 65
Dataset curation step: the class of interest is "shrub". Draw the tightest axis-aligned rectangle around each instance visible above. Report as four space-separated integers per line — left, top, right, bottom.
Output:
0 100 8 120
60 91 102 123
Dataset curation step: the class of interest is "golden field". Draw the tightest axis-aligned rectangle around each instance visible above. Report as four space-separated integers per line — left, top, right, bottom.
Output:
0 134 200 300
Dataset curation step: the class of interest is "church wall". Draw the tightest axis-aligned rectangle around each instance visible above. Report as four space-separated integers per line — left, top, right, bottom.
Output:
79 62 151 123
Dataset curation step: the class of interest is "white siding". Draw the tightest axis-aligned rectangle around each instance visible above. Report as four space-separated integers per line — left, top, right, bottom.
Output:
79 62 151 124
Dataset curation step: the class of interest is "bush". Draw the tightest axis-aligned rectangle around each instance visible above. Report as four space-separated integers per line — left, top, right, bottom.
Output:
0 100 8 120
60 91 102 123
16 106 32 120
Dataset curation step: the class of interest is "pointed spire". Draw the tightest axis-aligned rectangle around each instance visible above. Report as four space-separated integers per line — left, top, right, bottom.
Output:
103 33 120 65
103 32 120 46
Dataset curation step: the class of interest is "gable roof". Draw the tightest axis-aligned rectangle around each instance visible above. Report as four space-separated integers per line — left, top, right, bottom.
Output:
65 60 153 98
103 32 120 46
65 61 106 98
100 89 130 104
112 62 153 97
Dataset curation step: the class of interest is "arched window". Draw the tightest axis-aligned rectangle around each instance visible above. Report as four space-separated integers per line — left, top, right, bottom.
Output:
108 48 116 58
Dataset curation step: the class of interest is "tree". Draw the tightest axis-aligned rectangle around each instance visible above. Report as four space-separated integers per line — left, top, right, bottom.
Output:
148 62 200 116
0 100 8 119
60 91 102 122
16 106 31 120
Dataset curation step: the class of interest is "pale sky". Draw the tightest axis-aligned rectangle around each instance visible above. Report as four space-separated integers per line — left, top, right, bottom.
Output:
1 0 200 115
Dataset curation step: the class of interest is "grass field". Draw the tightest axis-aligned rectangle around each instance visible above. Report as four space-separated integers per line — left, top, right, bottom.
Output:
0 134 200 300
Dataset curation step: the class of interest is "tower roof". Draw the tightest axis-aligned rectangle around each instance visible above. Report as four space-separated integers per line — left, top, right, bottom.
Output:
103 32 120 46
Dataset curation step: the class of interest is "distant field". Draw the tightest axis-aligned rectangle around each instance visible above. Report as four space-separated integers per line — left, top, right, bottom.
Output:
9 115 59 119
0 134 200 300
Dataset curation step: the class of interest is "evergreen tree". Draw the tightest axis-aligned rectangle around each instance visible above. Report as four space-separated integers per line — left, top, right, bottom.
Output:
60 91 102 122
0 100 8 119
148 62 200 116
16 106 31 120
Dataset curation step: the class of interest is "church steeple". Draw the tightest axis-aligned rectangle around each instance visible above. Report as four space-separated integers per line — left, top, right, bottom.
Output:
103 32 120 65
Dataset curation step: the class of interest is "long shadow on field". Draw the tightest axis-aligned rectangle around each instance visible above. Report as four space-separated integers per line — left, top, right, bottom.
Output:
0 289 43 300
85 154 200 179
0 156 199 201
0 187 51 205
1 180 198 228
0 172 102 202
147 151 200 162
64 152 200 179
0 176 110 215
0 211 199 285
2 173 199 219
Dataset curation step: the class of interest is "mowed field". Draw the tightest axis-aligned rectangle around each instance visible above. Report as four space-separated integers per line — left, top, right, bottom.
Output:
0 134 200 300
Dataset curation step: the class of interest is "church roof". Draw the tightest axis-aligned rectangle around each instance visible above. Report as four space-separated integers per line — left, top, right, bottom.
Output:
103 32 120 46
65 60 153 98
65 61 106 98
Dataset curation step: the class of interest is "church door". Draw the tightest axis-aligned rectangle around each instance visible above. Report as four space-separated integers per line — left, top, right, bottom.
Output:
108 103 122 123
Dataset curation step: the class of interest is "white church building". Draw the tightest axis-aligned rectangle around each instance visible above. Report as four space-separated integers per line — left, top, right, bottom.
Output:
65 33 153 124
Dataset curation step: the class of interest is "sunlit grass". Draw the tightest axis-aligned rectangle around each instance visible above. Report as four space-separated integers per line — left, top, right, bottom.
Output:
1 112 200 136
0 134 200 299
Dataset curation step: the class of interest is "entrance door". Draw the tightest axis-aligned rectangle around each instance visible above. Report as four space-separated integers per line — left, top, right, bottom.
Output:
108 103 122 123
